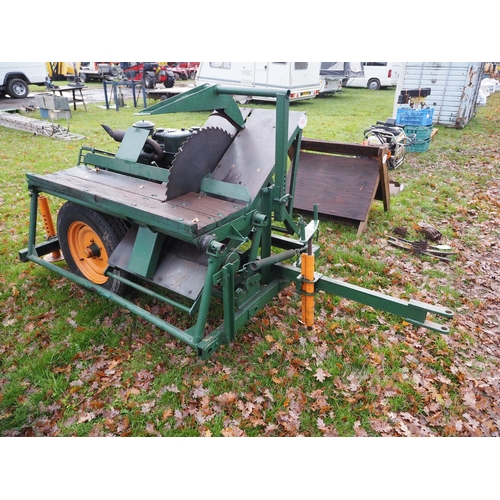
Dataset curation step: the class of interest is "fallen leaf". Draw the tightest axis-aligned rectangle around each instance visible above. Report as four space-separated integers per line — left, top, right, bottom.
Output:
314 367 331 382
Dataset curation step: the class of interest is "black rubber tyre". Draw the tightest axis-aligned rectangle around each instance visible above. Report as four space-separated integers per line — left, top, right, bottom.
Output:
7 78 29 99
367 78 381 91
57 202 129 295
163 76 175 89
144 74 156 89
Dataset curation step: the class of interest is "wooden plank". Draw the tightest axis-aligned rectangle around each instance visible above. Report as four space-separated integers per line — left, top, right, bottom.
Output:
357 171 380 237
301 138 381 158
55 165 167 201
301 138 390 211
27 168 244 237
377 145 390 211
292 152 380 223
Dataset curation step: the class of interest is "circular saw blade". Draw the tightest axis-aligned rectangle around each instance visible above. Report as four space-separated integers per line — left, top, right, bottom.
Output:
166 127 233 200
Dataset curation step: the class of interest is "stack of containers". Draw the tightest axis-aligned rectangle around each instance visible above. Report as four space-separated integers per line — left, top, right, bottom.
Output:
34 93 71 121
395 88 434 152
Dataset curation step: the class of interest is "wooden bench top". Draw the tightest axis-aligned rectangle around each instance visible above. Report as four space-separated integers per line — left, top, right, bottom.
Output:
27 165 246 239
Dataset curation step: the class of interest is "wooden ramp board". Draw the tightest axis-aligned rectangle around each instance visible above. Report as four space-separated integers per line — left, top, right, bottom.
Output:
291 139 390 236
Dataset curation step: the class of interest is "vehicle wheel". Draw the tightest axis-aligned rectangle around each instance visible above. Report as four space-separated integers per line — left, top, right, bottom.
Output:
163 77 175 89
367 78 381 90
57 202 129 295
7 78 29 99
144 74 156 89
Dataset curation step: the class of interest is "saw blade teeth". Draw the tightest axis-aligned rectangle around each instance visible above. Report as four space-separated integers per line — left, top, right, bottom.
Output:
165 126 233 201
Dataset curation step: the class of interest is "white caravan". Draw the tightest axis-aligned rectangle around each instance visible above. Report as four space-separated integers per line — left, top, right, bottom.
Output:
195 62 321 102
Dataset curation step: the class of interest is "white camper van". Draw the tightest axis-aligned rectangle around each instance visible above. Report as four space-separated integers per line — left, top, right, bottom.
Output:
0 62 48 99
195 62 321 102
345 62 400 90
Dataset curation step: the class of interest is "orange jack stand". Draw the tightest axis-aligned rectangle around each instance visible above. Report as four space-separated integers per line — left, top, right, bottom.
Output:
301 250 315 329
38 196 62 261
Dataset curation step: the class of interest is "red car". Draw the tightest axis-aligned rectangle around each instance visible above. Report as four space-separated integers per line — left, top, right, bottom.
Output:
120 62 175 89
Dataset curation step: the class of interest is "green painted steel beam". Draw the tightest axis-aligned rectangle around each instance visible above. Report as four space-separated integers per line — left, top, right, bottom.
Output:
127 226 166 278
137 84 246 128
25 253 199 349
273 262 454 334
195 274 290 359
82 152 169 183
200 176 251 203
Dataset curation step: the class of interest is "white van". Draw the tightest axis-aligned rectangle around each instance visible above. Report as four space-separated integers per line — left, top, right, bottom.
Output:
195 62 321 102
345 62 400 90
0 62 48 99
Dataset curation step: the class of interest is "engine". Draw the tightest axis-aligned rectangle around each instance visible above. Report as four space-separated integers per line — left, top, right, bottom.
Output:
102 120 198 169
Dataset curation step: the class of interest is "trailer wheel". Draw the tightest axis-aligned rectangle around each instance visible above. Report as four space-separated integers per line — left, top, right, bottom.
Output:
57 202 129 295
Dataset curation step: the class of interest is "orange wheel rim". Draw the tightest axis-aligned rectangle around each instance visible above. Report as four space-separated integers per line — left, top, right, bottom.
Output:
67 221 109 284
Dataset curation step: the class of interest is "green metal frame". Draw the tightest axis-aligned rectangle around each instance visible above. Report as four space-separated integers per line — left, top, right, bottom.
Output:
20 84 454 359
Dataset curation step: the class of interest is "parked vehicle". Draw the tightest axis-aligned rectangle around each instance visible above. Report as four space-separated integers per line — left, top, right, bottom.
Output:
177 62 199 79
164 63 189 81
46 62 80 81
319 62 363 96
345 62 401 90
120 62 175 89
78 62 121 83
195 62 321 102
0 62 48 99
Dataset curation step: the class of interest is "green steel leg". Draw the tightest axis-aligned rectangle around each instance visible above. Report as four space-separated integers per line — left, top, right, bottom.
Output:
196 275 290 359
185 256 224 344
222 261 236 343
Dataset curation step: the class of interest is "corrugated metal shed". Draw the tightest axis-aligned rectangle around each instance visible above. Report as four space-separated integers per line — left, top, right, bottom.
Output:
393 62 485 128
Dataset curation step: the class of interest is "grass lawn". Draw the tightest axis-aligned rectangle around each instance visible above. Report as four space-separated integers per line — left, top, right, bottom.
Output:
1 82 499 442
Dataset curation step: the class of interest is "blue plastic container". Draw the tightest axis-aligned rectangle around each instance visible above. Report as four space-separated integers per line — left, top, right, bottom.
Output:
396 107 434 126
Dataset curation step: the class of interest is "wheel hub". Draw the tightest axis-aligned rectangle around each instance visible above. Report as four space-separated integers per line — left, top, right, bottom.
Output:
67 221 109 284
83 242 101 259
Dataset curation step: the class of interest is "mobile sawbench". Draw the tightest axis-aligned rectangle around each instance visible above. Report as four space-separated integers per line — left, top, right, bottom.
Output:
19 84 454 359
